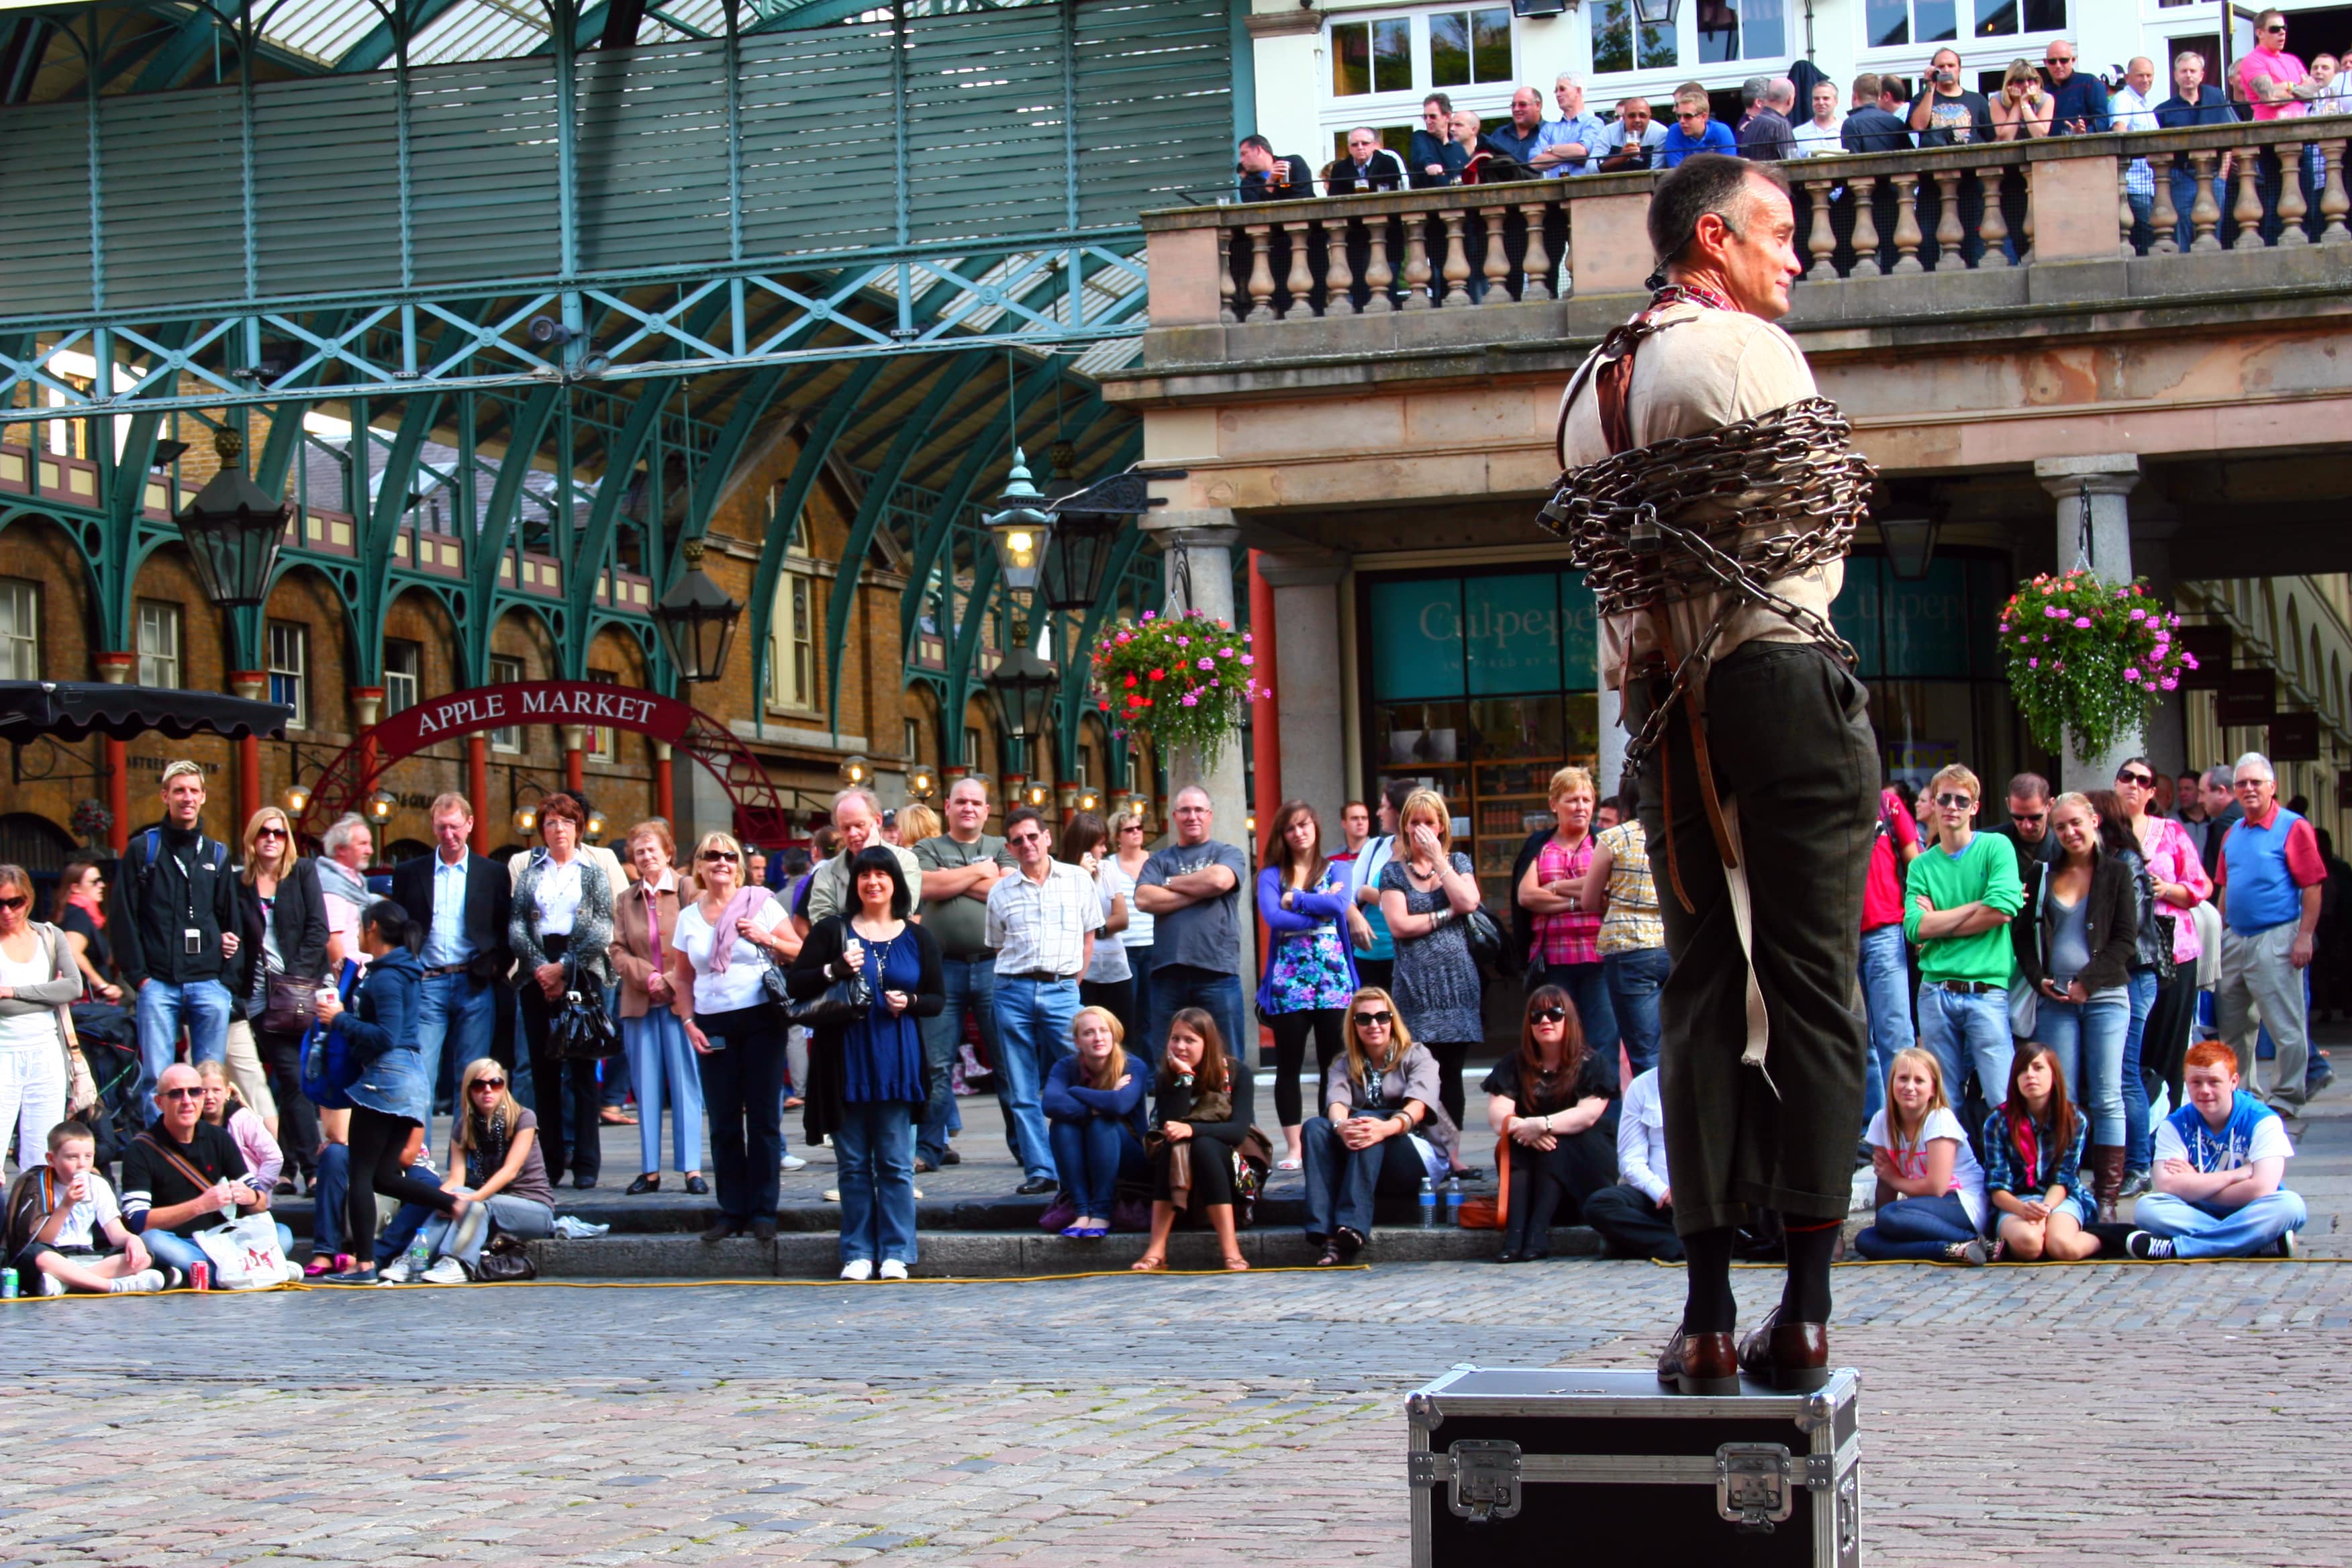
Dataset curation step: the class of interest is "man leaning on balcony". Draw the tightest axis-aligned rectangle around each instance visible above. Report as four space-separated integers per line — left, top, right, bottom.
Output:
1326 128 1407 195
1532 74 1608 177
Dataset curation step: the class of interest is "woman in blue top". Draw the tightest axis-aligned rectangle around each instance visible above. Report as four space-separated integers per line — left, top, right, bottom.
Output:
1044 1005 1148 1238
1257 799 1366 1172
312 899 463 1283
1982 1040 2100 1261
789 847 943 1281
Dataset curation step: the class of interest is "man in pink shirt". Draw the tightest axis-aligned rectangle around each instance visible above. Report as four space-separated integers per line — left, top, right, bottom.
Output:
1857 786 1920 1148
2233 9 2315 119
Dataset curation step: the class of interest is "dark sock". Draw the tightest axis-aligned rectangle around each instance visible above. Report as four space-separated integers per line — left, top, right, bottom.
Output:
1681 1225 1738 1335
1502 1168 1536 1253
1522 1173 1564 1257
1780 1215 1840 1324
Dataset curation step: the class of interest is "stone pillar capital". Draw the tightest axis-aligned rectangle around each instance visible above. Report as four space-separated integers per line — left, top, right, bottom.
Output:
348 685 385 729
1140 507 1240 550
229 671 268 703
95 652 134 684
2034 453 2140 500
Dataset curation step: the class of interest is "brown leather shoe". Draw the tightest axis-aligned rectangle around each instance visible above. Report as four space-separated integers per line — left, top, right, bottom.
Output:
1657 1325 1742 1395
1736 1306 1830 1392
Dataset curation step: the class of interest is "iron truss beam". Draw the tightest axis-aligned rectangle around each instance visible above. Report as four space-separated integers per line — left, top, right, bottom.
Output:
0 240 1149 423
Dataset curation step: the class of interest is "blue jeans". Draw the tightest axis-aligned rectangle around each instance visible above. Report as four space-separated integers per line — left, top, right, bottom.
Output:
1146 963 1249 1079
991 974 1079 1180
918 956 999 1167
2133 1189 2306 1257
134 977 232 1114
2036 990 2129 1148
417 1193 555 1270
832 1098 918 1266
1048 1115 1146 1216
1853 1193 1979 1259
1857 924 1913 1136
1602 948 1669 1077
413 972 497 1147
313 1144 434 1261
622 1010 705 1175
1300 1115 1427 1238
142 1220 296 1277
2169 168 2228 250
1915 983 2011 1112
2122 969 2157 1171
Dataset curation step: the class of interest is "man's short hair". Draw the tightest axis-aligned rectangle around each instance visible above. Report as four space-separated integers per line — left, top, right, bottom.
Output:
2233 750 2276 781
2173 50 2206 72
1555 71 1579 88
1238 133 1273 155
1618 95 1651 113
1742 75 1771 107
1422 91 1453 113
1768 76 1796 108
1348 125 1379 141
832 786 881 819
160 759 203 789
2127 55 2154 75
2203 765 2233 790
1673 81 1709 107
2004 772 2052 804
321 812 371 857
2184 1038 2239 1076
1927 764 1981 801
1383 778 1417 814
1173 784 1212 810
1853 72 1881 100
946 775 989 802
48 1120 94 1152
1003 805 1047 839
1880 75 1910 101
430 791 473 820
2254 7 2286 31
1648 154 1789 268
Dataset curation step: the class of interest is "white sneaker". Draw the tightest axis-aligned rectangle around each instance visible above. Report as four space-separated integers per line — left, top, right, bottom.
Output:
422 1256 471 1285
108 1269 166 1295
380 1257 415 1285
781 1154 809 1171
824 1187 842 1203
878 1259 910 1281
838 1259 875 1281
40 1272 65 1296
2278 1230 2303 1260
912 1187 924 1201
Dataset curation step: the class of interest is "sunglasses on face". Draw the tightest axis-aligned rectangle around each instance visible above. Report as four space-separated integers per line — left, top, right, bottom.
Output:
0 896 27 912
1530 1006 1568 1024
2117 771 2155 787
1352 1010 1393 1028
473 1078 507 1091
256 826 288 839
2012 812 2047 825
1008 832 1044 846
701 850 738 863
2264 23 2286 32
159 1087 205 1100
1676 109 1706 120
1932 792 1975 809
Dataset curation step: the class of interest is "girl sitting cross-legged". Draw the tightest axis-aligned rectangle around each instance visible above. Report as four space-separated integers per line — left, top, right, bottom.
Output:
1853 1046 1993 1266
1983 1041 2102 1261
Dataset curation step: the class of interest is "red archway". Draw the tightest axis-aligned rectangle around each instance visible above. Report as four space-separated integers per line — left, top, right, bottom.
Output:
293 681 793 846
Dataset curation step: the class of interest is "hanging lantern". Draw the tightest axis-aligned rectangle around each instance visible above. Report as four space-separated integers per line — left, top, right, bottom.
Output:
175 428 290 611
364 788 397 825
840 754 871 787
908 765 936 801
653 536 744 684
983 450 1053 596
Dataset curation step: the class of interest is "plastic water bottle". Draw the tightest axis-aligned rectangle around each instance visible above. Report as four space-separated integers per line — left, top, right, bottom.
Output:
403 1236 434 1278
1417 1177 1439 1228
1443 1178 1466 1228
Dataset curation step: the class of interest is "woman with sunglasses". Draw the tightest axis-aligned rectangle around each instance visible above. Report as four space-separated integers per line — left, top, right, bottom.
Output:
1257 799 1365 1173
1485 986 1618 1263
509 792 615 1191
50 858 123 1006
2111 757 2211 1193
0 862 83 1173
405 1057 557 1283
229 807 330 1188
1112 812 1157 1018
1300 987 1457 1267
670 830 795 1244
1378 789 1483 1174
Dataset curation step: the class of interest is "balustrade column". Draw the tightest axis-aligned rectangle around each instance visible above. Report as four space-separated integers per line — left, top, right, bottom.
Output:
1218 232 1238 324
1479 207 1512 305
2231 144 2264 248
1849 176 1883 276
1518 199 1553 301
2276 142 2310 246
1243 224 1277 321
2149 162 2179 256
1976 162 2012 266
1402 218 1433 310
1930 170 1965 268
2117 156 2138 258
2321 138 2351 244
2188 150 2222 252
1438 209 1472 307
1363 219 1396 311
1283 219 1316 319
1804 179 1838 281
1324 215 1359 316
1890 174 1925 274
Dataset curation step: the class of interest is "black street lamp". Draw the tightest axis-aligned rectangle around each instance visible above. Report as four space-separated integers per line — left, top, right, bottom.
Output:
983 450 1053 596
174 429 289 609
988 643 1060 756
654 536 744 685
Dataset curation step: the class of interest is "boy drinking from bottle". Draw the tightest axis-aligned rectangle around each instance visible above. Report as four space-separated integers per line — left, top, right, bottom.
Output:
3 1121 166 1294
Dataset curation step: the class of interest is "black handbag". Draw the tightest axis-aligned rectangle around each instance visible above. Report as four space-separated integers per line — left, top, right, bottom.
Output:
785 923 871 1026
1462 905 1505 969
546 957 622 1060
475 1232 538 1282
260 970 328 1036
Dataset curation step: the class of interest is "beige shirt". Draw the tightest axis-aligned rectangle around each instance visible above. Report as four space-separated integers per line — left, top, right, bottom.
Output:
1557 301 1843 688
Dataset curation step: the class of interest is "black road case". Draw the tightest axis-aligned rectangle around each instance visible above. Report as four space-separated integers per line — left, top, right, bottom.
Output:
1406 1366 1861 1567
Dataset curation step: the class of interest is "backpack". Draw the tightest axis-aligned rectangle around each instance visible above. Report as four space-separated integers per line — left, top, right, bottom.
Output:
299 959 365 1108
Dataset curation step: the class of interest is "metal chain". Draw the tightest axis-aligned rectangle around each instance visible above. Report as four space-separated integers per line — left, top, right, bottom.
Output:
1537 396 1876 773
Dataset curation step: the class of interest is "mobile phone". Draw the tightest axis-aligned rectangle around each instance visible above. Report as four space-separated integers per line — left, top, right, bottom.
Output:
184 927 204 955
702 1032 728 1053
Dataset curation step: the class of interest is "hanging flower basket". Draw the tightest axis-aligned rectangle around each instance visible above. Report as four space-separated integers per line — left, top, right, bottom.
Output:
1998 571 2196 761
1089 608 1259 768
71 798 113 847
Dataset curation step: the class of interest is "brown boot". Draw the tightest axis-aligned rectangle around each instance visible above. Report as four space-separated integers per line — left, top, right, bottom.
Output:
2092 1144 2126 1225
1657 1325 1742 1396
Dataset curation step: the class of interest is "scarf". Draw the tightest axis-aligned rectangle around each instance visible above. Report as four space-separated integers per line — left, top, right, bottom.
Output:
67 889 104 932
466 1104 509 1188
315 854 369 910
703 887 769 974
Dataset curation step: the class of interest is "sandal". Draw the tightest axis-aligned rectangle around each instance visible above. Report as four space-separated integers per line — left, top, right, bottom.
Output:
1130 1255 1167 1273
1223 1255 1250 1271
1275 1157 1302 1172
1313 1245 1344 1267
599 1109 638 1126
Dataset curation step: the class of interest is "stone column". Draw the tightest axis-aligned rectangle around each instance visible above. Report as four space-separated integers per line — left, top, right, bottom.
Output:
2035 454 2142 793
1598 679 1627 801
1257 550 1350 823
1138 507 1257 1045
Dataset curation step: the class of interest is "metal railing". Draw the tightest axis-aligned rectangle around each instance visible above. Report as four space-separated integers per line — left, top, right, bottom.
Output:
1143 120 2352 326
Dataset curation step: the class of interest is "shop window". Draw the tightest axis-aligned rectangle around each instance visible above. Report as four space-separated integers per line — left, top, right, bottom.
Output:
1592 0 1677 73
1698 0 1787 63
383 640 420 716
587 669 618 760
0 579 37 680
1331 15 1412 97
268 621 308 731
1428 7 1513 89
769 570 816 712
489 655 524 752
136 600 181 689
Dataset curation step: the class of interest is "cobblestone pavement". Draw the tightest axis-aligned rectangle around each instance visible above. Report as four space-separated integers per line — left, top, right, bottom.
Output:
7 1095 2344 1566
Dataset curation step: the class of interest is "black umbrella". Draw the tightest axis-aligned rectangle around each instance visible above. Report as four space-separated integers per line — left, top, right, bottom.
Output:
0 681 294 744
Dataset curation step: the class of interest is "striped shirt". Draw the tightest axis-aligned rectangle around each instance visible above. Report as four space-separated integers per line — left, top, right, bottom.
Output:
1597 821 1665 955
985 859 1104 980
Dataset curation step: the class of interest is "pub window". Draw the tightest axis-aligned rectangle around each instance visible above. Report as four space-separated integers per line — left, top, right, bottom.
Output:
0 579 37 680
136 600 181 689
1698 0 1787 63
383 640 421 716
1330 15 1412 97
1592 0 1678 73
1428 7 1513 88
267 621 309 731
489 655 524 752
769 570 817 712
586 669 618 761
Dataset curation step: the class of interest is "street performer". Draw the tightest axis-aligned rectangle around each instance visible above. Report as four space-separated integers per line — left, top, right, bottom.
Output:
1543 154 1877 1395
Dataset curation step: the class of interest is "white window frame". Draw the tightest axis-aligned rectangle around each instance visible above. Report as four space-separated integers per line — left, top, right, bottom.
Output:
768 565 818 715
136 600 181 689
586 669 618 760
383 640 420 716
267 620 309 731
488 655 524 752
0 578 38 681
1853 0 2070 70
1320 5 1524 150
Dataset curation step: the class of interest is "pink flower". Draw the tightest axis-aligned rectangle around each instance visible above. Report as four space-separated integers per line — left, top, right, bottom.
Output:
1219 647 1234 658
2124 668 2141 682
2160 678 2178 690
1197 657 1214 671
1116 631 1131 644
1242 632 1253 644
2029 657 2040 669
1180 692 1199 707
1240 654 1254 667
2045 606 2063 618
2072 617 2092 630
2182 653 2199 669
1175 636 1189 648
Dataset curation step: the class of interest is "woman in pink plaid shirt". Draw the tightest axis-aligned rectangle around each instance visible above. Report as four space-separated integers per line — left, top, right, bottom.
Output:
1515 767 1618 1067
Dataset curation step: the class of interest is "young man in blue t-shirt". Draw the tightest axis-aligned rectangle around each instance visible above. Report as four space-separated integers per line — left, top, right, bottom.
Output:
1659 84 1738 168
2126 1040 2306 1259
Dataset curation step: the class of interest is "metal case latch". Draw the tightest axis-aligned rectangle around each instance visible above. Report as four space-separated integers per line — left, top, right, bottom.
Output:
1716 1442 1795 1533
1434 1439 1524 1524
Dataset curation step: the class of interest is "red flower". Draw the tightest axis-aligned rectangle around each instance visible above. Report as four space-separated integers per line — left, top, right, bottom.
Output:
1123 673 1138 689
1148 669 1165 682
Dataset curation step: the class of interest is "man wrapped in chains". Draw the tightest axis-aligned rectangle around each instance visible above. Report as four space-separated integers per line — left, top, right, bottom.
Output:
1540 153 1879 1395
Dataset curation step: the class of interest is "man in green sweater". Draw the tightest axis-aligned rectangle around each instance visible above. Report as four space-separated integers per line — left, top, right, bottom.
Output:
1903 764 2025 1114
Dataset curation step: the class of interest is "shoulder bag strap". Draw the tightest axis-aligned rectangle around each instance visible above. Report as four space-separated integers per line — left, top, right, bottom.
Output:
134 1131 222 1194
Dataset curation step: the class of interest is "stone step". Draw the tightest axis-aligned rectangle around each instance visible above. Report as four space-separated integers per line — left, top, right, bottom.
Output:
528 1224 1609 1279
